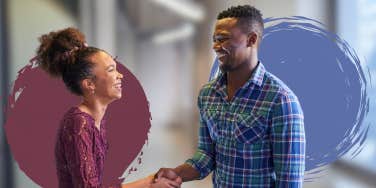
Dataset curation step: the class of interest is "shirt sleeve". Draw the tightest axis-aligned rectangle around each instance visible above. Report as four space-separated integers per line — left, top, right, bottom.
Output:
185 92 216 179
271 93 306 188
61 115 102 188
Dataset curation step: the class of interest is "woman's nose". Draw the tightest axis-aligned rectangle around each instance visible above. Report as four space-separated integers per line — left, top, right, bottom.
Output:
118 72 123 79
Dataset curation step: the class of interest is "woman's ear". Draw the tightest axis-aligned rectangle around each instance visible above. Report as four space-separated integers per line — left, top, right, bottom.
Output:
81 78 96 95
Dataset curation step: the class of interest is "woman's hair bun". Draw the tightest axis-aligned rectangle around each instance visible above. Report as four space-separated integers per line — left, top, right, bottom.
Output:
36 27 87 77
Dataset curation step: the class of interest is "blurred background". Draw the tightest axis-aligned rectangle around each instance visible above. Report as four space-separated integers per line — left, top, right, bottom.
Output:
1 0 376 187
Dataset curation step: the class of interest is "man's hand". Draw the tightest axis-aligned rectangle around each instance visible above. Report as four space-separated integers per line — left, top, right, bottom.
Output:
155 168 180 180
155 164 200 183
154 168 182 184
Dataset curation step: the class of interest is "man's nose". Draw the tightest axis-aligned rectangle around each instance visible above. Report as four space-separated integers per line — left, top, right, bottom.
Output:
213 42 221 51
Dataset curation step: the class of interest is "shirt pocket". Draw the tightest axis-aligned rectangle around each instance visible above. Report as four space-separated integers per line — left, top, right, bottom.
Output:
200 110 220 141
234 113 268 144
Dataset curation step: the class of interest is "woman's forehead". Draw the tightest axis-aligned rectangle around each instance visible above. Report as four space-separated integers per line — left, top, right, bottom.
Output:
91 51 115 67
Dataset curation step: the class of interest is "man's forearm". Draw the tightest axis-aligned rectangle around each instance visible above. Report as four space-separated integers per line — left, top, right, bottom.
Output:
174 164 200 182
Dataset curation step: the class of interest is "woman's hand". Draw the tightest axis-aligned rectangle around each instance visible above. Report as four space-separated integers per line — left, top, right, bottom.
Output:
120 173 182 188
151 177 182 188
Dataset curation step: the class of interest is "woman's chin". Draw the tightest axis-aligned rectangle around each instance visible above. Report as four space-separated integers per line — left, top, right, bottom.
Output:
111 94 121 100
106 94 122 104
115 93 122 99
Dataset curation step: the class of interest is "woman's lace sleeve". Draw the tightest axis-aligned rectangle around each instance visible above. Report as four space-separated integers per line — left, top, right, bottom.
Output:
61 115 101 188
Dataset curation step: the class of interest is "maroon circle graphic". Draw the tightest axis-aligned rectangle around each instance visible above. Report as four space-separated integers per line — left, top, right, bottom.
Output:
4 62 151 187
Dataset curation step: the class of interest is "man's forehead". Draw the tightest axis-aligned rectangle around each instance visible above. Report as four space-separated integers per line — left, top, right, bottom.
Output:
215 17 238 28
214 17 241 35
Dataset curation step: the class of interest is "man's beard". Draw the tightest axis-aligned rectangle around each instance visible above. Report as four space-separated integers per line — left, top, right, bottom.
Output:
219 61 234 72
219 64 229 72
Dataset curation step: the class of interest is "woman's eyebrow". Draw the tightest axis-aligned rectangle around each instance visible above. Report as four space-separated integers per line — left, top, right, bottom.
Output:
106 64 115 70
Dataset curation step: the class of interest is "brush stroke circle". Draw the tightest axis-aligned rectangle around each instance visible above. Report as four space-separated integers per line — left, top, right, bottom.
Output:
4 62 151 187
210 16 369 178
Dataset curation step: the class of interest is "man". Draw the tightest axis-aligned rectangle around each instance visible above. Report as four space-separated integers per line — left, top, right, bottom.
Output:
156 5 305 188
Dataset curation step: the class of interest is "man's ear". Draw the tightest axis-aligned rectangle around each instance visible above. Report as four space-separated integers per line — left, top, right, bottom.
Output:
246 32 258 47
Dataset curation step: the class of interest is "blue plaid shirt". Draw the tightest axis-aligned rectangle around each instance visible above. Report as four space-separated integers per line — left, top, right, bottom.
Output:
186 62 305 188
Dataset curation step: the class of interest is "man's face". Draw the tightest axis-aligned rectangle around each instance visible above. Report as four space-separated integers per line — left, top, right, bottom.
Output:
213 17 251 72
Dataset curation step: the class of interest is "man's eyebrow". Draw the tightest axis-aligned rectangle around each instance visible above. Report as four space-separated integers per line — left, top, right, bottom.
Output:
213 32 231 38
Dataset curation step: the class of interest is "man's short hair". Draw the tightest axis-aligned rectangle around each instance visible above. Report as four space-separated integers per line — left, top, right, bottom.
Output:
217 5 264 38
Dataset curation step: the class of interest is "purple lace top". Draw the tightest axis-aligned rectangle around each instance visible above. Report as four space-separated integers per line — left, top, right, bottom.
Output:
55 107 119 188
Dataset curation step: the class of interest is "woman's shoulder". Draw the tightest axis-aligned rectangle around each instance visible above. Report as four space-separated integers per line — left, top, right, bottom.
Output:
60 107 94 134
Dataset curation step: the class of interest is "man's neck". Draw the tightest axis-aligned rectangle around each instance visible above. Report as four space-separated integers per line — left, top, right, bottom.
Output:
226 59 258 100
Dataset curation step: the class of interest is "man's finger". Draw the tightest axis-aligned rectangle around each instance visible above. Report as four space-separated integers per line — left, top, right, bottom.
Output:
157 170 164 179
167 178 181 187
159 177 180 188
165 169 178 179
174 176 182 184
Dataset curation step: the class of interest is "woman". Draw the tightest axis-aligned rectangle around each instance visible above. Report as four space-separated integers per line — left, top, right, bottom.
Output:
35 28 181 188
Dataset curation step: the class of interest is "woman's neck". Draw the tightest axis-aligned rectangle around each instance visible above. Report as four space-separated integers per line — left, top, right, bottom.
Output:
78 98 108 129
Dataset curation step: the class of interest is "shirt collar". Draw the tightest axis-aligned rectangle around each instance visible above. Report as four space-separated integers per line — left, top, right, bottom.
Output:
248 61 266 87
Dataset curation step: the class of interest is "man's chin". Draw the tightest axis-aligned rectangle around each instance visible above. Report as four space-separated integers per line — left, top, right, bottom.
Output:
219 64 231 72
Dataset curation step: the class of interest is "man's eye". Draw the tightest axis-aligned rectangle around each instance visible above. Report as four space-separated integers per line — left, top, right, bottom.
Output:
214 37 228 43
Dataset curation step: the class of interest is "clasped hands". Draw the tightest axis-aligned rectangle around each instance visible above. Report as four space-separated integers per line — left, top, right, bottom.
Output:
151 168 182 188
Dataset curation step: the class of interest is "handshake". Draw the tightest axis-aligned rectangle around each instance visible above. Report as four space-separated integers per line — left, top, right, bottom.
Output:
122 164 198 188
150 168 182 188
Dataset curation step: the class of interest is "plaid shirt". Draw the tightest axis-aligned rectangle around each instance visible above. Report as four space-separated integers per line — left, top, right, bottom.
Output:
186 62 305 188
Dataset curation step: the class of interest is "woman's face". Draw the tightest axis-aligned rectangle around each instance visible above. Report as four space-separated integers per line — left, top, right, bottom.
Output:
89 51 123 103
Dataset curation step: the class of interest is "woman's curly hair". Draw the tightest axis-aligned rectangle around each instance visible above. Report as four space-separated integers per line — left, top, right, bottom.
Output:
36 27 102 95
